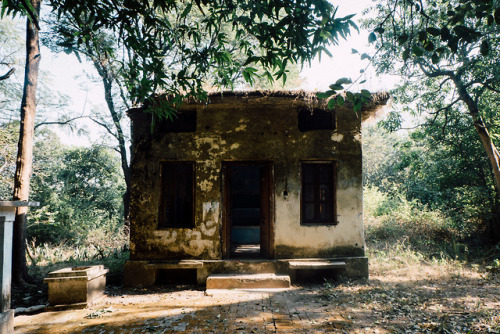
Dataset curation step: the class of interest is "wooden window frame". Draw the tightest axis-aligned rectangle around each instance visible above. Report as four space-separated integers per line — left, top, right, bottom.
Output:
300 161 338 226
158 161 195 229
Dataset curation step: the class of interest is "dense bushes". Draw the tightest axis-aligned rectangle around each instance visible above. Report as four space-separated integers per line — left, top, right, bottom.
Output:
363 122 499 245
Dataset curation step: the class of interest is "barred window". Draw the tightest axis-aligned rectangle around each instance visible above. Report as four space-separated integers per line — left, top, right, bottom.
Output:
158 162 195 228
301 162 337 225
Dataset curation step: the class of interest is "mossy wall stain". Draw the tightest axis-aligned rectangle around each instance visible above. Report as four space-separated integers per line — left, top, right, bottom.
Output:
128 95 369 260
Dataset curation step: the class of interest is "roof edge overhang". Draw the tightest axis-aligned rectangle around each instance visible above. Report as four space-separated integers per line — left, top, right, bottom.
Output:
127 90 390 123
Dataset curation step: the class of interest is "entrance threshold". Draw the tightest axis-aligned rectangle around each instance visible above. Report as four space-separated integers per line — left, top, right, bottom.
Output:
230 244 261 258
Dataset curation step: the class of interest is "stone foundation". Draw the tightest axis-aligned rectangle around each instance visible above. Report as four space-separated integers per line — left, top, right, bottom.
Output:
124 257 368 286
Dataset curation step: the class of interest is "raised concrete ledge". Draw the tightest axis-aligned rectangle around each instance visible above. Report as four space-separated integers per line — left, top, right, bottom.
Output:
44 265 109 282
206 273 291 290
124 256 369 287
288 260 346 270
205 288 289 295
44 270 109 282
148 260 203 269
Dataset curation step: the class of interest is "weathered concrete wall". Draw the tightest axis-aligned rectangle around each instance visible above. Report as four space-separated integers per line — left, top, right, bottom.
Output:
129 94 366 260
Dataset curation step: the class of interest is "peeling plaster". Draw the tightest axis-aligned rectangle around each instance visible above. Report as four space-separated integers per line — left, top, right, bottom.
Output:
234 124 247 132
199 180 214 192
331 133 344 142
129 96 366 260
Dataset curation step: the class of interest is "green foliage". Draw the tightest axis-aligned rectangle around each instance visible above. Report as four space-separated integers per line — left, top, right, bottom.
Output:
27 242 129 283
365 0 500 139
364 122 497 244
28 131 125 246
364 186 474 261
0 122 19 198
368 0 500 71
1 17 72 123
364 0 500 243
37 0 358 119
0 18 23 119
316 77 372 112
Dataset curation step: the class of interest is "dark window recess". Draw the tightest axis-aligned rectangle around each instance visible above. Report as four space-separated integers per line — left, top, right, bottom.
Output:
158 162 194 228
157 108 196 133
301 163 337 225
298 108 335 132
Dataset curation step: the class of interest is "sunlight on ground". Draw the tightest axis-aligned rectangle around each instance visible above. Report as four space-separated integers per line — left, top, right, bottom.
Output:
15 258 499 334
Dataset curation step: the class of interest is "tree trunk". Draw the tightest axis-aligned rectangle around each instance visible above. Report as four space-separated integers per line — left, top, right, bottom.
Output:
93 57 131 225
452 76 500 243
12 0 41 285
451 77 500 193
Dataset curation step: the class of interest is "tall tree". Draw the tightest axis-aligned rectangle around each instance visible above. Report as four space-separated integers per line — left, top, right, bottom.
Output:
365 0 500 241
11 0 41 284
44 0 356 114
43 19 132 222
367 0 500 193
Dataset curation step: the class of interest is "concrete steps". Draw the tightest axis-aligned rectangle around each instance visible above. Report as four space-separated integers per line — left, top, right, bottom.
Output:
206 273 291 290
288 260 346 270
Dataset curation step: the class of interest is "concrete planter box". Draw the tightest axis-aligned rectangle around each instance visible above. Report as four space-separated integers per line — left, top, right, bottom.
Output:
44 265 109 308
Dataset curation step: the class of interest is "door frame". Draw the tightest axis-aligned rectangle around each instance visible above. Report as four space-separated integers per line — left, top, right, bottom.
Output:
222 161 274 259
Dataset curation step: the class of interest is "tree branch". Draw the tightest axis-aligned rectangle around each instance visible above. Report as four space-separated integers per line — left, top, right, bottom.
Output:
417 61 454 78
34 115 89 130
0 68 15 81
21 0 41 30
90 117 118 140
480 82 500 94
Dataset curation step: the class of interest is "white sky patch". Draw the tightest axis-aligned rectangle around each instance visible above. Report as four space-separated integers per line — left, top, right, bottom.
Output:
300 0 399 92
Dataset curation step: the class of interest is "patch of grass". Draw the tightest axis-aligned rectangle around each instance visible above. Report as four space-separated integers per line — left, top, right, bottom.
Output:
365 186 471 260
26 226 129 284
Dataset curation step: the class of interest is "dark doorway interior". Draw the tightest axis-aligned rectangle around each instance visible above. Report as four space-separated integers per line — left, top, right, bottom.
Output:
229 165 261 258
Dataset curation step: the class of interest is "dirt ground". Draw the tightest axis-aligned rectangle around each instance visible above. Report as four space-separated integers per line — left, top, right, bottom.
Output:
13 263 500 334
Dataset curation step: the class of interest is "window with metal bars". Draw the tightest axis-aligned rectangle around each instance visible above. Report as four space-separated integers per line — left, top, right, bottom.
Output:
301 162 337 225
158 162 195 228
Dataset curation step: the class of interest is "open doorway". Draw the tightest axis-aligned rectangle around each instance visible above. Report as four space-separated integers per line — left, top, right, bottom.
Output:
222 163 273 259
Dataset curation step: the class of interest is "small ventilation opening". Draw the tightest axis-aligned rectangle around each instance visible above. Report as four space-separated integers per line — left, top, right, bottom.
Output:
155 269 197 285
298 108 335 132
294 269 341 283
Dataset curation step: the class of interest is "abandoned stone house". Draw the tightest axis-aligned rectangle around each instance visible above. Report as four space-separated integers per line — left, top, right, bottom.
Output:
124 91 388 287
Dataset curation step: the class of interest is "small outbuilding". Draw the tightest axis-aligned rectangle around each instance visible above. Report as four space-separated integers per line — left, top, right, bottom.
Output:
124 91 388 286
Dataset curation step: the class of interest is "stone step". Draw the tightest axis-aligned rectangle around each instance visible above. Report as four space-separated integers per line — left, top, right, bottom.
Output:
288 260 346 270
206 273 291 290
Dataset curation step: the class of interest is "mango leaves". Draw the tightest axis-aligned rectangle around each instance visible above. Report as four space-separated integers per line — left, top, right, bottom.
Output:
316 77 372 112
25 0 358 120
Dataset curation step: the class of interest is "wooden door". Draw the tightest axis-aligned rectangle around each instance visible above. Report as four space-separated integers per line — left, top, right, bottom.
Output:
222 164 231 259
222 162 273 259
260 164 273 258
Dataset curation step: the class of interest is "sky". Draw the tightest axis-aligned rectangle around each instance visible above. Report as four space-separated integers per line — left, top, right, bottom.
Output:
6 0 396 146
301 0 396 92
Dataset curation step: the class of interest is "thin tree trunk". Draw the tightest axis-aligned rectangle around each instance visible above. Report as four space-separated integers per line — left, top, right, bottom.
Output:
452 77 500 194
452 76 500 243
12 0 41 285
92 57 131 225
471 115 500 192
